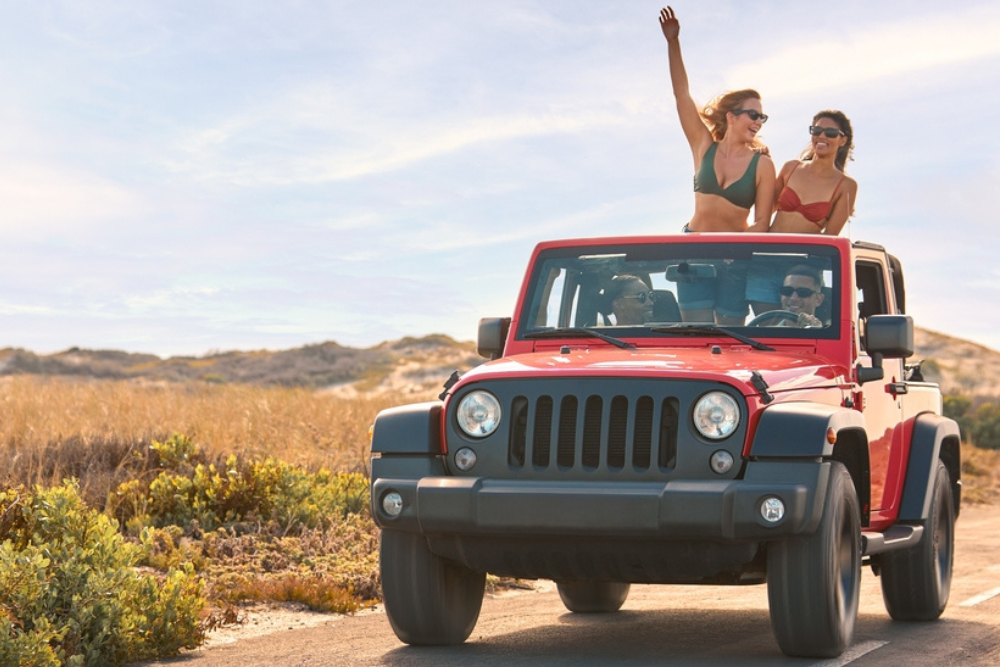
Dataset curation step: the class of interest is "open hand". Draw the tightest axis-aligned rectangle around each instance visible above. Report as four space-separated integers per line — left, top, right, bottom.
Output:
659 7 679 41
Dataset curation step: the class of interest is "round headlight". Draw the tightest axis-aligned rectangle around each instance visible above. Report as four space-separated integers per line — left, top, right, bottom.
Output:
456 390 502 438
693 391 740 440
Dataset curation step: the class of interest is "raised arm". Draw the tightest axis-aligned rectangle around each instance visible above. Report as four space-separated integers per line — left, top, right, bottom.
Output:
659 7 713 164
822 177 858 235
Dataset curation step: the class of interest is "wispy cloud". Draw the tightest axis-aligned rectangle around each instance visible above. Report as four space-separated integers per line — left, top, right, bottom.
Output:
169 101 639 186
728 4 1000 97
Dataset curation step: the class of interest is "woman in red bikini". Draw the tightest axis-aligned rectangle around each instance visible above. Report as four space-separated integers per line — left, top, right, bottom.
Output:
659 7 775 234
770 110 858 235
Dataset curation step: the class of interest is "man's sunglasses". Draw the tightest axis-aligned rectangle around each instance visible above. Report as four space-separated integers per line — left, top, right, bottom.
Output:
617 291 654 304
809 125 845 138
732 108 768 123
779 286 819 298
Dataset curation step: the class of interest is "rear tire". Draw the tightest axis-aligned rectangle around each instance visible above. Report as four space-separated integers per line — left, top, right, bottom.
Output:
879 460 955 621
767 462 861 658
380 529 486 645
556 582 631 613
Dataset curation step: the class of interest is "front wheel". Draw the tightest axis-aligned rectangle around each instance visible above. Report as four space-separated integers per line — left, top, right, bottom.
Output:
556 582 631 613
380 529 486 645
879 460 955 621
767 462 861 658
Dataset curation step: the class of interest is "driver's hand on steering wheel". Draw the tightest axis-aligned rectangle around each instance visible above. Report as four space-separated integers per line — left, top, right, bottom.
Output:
797 313 822 328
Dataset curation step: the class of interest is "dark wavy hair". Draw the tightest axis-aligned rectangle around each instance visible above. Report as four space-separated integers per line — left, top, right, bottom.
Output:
801 109 854 172
785 264 824 289
701 89 767 149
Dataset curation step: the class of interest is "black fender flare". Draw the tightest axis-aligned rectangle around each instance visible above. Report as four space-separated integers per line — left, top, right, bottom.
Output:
371 401 443 455
750 402 866 459
897 413 962 522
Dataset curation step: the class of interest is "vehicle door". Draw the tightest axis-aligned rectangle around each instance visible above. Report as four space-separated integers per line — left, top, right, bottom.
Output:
854 257 905 522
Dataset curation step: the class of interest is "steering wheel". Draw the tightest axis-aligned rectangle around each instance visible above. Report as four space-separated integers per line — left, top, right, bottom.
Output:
747 309 799 327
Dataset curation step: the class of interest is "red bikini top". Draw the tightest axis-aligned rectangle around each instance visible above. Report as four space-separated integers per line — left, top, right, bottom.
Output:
775 163 845 225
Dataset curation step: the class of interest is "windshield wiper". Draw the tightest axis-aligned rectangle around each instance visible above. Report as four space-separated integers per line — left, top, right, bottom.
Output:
650 324 774 351
523 327 636 350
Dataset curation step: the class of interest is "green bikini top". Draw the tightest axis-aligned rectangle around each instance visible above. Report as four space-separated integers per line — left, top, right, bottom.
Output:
693 143 761 210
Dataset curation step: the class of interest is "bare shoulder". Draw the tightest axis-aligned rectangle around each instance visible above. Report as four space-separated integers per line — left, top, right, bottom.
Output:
756 153 777 176
781 159 800 172
840 173 858 193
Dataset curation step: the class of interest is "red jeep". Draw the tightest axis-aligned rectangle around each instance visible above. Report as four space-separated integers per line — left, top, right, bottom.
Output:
370 234 961 658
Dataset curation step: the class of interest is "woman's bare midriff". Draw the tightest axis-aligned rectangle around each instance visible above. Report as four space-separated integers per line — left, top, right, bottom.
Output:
685 193 753 232
769 212 822 234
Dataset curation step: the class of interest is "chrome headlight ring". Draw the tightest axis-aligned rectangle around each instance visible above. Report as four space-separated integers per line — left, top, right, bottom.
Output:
456 390 502 438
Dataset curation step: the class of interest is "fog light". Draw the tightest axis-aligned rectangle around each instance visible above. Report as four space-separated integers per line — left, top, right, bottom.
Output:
760 497 785 523
454 447 478 471
709 450 734 474
382 491 403 518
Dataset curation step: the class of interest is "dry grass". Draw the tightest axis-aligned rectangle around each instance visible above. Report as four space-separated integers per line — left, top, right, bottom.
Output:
1 373 996 513
0 375 406 506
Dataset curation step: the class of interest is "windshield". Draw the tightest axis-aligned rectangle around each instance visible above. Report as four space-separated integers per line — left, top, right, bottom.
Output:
519 241 840 341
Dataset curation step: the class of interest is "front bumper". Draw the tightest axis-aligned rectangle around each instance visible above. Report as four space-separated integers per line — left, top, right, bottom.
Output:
371 459 832 542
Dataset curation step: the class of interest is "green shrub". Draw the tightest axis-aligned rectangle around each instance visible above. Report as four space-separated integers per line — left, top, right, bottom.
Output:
0 483 205 667
970 402 1000 450
108 436 370 534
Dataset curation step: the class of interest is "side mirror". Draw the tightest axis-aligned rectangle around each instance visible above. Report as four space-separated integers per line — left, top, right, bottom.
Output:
477 317 511 360
856 315 913 385
866 314 914 358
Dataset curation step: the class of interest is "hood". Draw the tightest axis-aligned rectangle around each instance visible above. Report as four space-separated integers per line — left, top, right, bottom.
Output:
456 346 847 397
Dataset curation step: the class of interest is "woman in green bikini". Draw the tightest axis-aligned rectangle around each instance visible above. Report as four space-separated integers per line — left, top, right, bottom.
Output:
659 6 775 233
659 7 778 324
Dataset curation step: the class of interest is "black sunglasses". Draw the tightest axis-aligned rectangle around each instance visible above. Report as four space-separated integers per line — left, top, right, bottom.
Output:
779 286 819 298
617 291 654 304
732 108 768 123
809 125 845 138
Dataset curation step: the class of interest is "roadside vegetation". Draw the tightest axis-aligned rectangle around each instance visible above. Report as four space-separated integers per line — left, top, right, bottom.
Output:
1 375 998 665
0 376 396 666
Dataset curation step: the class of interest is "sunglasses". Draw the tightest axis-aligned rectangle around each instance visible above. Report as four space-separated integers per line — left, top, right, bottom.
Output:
732 108 768 123
779 286 819 298
809 125 845 139
617 291 654 304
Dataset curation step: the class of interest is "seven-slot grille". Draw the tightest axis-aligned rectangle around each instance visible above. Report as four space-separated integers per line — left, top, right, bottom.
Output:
506 392 679 472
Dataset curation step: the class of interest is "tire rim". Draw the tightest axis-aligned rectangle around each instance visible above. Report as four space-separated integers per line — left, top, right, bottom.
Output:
836 504 859 619
933 495 954 597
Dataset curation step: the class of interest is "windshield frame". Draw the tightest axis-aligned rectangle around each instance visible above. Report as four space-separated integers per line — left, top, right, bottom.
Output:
515 238 843 344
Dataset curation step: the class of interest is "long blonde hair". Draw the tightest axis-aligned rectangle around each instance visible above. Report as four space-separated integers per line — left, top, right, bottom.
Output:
701 89 766 149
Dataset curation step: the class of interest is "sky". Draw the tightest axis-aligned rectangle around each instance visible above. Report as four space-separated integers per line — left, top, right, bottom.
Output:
2 0 1000 357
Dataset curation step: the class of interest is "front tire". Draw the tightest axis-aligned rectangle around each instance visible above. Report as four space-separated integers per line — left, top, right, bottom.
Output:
879 460 955 621
556 582 631 613
767 462 861 658
380 529 486 645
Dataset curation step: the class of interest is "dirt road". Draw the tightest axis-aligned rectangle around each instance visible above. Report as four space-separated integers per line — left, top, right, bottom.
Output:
138 504 1000 667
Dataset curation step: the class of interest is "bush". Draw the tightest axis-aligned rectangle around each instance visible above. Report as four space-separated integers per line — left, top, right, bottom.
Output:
970 402 1000 450
0 483 205 667
108 435 370 535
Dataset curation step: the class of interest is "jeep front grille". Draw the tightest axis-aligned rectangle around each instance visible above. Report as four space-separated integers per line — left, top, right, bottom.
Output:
507 393 679 472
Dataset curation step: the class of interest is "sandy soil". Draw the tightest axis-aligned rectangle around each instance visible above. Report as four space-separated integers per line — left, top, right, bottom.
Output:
200 582 552 648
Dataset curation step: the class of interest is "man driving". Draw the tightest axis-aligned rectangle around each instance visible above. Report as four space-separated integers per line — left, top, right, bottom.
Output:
779 265 825 328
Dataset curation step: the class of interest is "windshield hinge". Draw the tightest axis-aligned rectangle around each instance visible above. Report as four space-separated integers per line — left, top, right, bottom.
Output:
438 370 462 401
751 371 774 405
